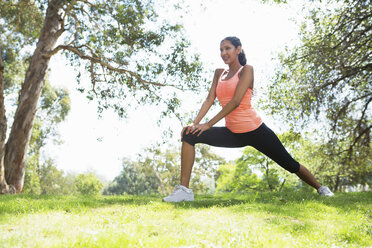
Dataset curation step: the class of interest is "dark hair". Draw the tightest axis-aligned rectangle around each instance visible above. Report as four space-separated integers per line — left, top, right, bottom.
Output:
222 36 247 66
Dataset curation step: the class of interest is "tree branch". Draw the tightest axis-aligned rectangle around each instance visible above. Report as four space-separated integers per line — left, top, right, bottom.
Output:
351 125 371 148
330 125 371 157
43 45 180 89
78 5 103 32
331 93 371 131
331 14 370 50
355 97 372 131
76 0 99 8
318 64 371 90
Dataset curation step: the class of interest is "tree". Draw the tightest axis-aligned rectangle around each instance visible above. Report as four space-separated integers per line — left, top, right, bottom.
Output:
74 172 104 195
104 144 226 195
215 163 235 192
216 161 262 193
297 132 372 192
237 147 280 192
38 159 65 195
2 40 70 194
194 145 227 191
140 144 226 194
23 82 70 194
23 151 42 194
37 159 77 195
261 0 371 189
103 158 161 195
0 0 204 193
216 131 312 193
215 148 278 193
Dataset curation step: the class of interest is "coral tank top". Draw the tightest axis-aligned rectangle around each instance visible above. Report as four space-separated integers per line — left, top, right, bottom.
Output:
216 67 263 133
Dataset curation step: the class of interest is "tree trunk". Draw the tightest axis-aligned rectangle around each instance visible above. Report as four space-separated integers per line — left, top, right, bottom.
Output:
4 0 64 193
278 179 286 192
334 174 340 192
264 160 273 191
0 46 15 194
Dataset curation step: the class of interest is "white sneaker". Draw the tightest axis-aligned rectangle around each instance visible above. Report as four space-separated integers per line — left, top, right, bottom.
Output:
163 185 194 202
317 186 334 196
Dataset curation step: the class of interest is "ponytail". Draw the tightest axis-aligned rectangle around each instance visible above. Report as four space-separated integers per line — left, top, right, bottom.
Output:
238 49 247 66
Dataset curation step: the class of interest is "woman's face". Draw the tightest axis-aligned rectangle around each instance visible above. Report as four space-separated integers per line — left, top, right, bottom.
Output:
220 40 241 65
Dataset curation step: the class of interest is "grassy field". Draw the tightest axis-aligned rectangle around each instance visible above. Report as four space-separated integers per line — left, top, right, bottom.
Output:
0 191 371 248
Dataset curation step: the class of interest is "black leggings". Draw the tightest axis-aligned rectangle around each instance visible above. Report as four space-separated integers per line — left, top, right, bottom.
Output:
182 123 300 173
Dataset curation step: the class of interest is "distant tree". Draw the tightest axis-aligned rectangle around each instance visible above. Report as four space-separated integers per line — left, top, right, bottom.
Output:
38 159 66 195
293 131 372 192
0 0 204 193
261 0 371 190
74 172 104 195
103 158 160 195
215 163 235 192
104 144 225 195
139 144 226 195
194 145 227 191
216 131 314 193
216 161 262 193
23 149 42 194
23 82 70 194
237 147 280 192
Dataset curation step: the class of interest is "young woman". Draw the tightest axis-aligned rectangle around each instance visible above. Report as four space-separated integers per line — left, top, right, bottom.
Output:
163 36 334 202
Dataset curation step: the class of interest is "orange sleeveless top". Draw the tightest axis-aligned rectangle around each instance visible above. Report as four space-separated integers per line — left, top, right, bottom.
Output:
216 67 263 133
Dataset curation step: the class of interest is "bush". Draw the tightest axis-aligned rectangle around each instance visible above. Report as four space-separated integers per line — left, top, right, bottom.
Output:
74 173 104 195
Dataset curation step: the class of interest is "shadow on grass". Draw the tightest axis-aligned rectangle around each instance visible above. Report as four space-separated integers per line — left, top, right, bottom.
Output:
0 194 160 216
0 191 370 217
171 191 372 215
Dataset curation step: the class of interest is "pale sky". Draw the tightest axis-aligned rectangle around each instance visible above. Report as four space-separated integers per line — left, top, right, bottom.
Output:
47 0 305 181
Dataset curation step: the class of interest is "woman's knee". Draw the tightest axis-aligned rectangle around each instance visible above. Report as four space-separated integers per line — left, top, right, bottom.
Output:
181 128 196 146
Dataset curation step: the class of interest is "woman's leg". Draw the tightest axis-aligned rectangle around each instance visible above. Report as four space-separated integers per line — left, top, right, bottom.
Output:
180 141 195 188
246 124 322 189
163 127 244 202
295 164 321 189
180 127 244 188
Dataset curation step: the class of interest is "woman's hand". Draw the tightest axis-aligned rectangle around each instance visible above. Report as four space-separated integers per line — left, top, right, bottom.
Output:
181 126 191 139
190 123 211 137
181 123 211 139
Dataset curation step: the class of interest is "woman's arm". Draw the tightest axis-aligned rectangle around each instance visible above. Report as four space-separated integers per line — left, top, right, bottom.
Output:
191 65 254 136
192 68 224 125
182 68 223 137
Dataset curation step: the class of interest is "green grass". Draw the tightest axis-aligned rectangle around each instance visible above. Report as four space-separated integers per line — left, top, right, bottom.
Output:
0 191 371 247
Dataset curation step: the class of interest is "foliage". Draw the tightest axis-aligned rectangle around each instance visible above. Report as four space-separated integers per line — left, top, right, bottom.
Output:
22 81 71 193
24 159 103 196
0 0 44 93
261 0 371 190
0 0 206 119
216 161 261 193
1 0 73 192
193 145 227 191
260 0 288 4
22 153 42 195
74 172 104 195
104 144 226 195
103 158 161 195
0 0 205 192
0 192 371 247
215 163 235 192
38 160 71 195
297 133 372 191
216 131 306 193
